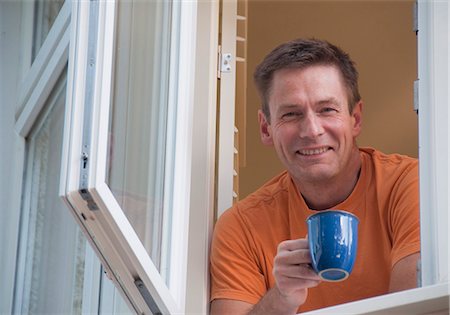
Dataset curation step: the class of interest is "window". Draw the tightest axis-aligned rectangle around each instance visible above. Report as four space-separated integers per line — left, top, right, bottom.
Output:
4 0 218 314
106 0 174 276
215 1 449 314
5 0 445 314
9 2 134 314
13 69 87 314
61 0 205 313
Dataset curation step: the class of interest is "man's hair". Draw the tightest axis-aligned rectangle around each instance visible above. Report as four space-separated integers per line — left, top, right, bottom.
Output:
253 38 361 120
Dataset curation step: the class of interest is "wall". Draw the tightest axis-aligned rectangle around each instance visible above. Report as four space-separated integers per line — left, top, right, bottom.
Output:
239 0 418 198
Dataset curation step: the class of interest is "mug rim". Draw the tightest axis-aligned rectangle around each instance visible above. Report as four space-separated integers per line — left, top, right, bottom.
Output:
306 209 359 222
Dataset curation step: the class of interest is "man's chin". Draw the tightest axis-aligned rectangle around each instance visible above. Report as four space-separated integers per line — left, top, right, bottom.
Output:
291 167 336 184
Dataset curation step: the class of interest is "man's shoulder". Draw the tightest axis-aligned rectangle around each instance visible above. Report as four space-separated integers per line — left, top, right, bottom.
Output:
239 170 290 207
221 171 291 222
360 147 418 172
214 171 292 247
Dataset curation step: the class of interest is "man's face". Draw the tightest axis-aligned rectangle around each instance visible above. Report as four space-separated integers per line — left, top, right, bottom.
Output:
259 65 362 185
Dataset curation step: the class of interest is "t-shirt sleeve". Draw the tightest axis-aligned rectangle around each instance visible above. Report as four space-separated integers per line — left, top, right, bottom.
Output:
388 161 421 267
210 207 266 304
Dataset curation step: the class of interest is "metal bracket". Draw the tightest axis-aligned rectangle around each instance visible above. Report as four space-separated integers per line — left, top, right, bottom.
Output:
79 188 99 211
220 53 232 73
79 0 99 196
134 279 162 315
414 79 419 114
413 0 418 34
416 258 422 287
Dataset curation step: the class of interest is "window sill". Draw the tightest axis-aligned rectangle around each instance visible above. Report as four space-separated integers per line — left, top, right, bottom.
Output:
301 282 449 315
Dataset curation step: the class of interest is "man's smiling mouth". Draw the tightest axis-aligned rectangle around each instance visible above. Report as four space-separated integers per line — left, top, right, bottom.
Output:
297 147 331 156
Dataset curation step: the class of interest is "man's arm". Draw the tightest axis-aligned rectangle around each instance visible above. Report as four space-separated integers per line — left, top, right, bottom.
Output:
210 299 253 315
210 239 321 315
389 252 420 292
210 286 306 315
211 251 421 315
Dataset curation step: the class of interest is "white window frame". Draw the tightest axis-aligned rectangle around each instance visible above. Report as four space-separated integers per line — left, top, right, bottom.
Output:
416 0 449 287
10 2 131 314
2 0 217 313
12 2 109 314
15 1 70 137
60 0 208 314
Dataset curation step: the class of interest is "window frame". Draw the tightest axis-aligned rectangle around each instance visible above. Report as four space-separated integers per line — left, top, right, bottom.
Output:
15 1 70 137
9 2 129 314
0 1 99 312
416 0 449 287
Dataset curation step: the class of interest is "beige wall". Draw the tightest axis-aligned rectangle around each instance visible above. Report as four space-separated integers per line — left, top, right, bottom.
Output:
239 0 418 198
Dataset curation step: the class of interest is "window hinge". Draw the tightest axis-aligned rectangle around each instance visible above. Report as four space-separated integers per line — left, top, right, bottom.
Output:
413 0 418 34
217 45 233 78
79 188 99 211
221 53 232 73
414 79 419 114
135 278 162 315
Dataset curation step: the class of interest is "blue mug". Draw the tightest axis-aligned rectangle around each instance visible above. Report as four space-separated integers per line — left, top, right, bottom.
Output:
306 210 359 282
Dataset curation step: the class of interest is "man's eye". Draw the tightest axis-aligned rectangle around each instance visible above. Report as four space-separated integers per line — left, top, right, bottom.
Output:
282 112 298 118
321 107 337 113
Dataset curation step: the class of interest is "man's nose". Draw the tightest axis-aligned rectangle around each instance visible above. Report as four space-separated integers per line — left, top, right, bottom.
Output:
299 113 324 138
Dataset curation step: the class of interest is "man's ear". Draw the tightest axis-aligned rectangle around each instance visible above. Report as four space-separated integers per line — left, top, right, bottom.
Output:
351 101 363 137
258 110 273 146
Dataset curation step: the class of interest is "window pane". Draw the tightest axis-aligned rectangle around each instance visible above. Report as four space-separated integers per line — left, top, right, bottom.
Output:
14 70 86 314
32 0 65 61
99 267 133 314
106 0 173 283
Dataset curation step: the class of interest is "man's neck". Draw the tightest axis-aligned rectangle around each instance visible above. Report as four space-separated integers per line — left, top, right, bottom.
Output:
295 149 362 210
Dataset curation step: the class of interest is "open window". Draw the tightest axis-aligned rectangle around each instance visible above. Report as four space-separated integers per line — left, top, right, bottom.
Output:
60 1 198 313
53 0 448 314
216 0 449 314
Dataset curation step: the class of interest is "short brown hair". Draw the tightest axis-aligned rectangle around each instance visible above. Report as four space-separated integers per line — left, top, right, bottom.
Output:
253 38 361 120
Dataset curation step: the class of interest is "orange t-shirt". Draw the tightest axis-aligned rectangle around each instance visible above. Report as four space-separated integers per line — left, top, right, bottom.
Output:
210 148 420 312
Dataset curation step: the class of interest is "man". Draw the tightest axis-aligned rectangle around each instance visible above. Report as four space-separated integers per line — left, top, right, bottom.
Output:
210 38 420 314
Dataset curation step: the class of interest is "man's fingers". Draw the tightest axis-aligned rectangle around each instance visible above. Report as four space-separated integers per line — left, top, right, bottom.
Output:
275 248 312 265
275 269 321 291
274 263 320 281
277 239 309 252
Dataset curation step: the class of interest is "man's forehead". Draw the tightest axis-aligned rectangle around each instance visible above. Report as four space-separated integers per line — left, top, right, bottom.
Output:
272 64 341 79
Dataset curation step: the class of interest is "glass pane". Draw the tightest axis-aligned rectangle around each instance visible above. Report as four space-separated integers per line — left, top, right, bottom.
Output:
99 267 133 314
32 0 65 62
106 0 173 283
14 70 87 314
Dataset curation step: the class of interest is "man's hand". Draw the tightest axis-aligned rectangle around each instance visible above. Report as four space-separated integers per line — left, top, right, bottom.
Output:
210 238 321 315
271 238 322 308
